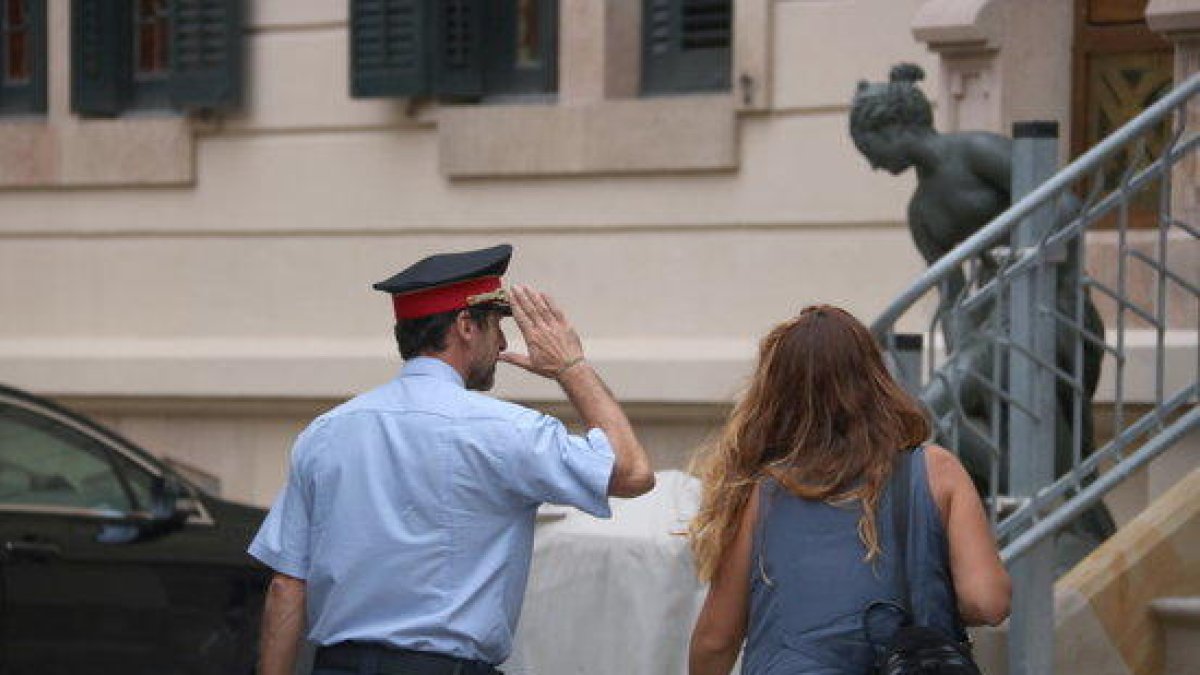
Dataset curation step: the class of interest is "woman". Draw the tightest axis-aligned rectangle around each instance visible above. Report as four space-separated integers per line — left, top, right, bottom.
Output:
687 306 1010 675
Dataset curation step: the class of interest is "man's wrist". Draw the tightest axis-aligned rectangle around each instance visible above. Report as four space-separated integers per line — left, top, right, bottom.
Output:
554 356 587 379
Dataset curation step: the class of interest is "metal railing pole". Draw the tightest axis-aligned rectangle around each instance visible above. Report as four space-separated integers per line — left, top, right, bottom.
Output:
1007 121 1062 675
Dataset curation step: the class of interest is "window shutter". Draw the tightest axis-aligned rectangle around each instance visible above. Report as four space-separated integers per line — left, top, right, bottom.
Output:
641 0 731 95
169 0 244 110
431 0 484 99
350 0 429 98
71 0 133 116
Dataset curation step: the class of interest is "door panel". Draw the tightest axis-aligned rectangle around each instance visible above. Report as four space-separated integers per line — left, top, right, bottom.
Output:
0 398 261 674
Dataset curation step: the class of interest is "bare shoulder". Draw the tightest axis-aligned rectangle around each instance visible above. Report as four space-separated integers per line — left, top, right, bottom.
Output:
921 445 968 514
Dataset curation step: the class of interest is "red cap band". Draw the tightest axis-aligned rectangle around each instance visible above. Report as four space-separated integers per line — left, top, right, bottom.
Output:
392 276 502 320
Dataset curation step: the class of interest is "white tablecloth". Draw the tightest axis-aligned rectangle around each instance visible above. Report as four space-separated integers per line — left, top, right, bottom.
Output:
502 471 706 675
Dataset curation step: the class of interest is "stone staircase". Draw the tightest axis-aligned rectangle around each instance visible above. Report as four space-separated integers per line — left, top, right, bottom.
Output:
1152 597 1200 675
971 459 1200 675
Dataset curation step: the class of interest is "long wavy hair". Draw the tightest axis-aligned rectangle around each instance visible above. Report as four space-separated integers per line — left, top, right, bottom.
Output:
689 305 930 582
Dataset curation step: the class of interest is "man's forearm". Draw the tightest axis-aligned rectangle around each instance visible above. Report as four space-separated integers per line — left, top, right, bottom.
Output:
557 362 653 496
259 573 307 675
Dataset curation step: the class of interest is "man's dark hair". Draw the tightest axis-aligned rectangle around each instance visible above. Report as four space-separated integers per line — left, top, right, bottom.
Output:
395 306 497 359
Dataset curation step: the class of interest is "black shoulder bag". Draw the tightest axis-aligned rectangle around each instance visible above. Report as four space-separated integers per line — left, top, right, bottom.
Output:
867 449 981 675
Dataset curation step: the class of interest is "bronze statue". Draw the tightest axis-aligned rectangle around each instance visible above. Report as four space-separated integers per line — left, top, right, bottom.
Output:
851 64 1111 571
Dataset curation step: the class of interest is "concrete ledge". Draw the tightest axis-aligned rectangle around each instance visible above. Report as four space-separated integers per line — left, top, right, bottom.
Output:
0 116 193 188
1151 597 1200 625
0 337 757 403
438 96 738 178
1147 0 1200 35
0 331 1190 404
912 0 1004 48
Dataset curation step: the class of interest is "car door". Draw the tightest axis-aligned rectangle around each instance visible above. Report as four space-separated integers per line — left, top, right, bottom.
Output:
0 398 176 674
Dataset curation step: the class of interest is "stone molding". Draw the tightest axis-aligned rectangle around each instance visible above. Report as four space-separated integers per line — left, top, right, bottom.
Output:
0 333 1189 404
434 0 771 178
0 0 196 188
911 0 1003 50
1147 0 1200 35
439 96 738 178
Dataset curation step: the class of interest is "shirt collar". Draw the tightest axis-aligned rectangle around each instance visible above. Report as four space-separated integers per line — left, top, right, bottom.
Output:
400 356 466 388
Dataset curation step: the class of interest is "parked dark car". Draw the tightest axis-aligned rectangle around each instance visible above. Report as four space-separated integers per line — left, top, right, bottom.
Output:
0 383 269 674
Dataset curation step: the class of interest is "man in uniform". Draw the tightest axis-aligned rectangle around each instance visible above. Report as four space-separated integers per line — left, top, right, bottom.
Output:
249 244 655 675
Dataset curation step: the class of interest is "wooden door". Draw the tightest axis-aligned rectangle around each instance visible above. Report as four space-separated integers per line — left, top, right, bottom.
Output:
1071 0 1173 227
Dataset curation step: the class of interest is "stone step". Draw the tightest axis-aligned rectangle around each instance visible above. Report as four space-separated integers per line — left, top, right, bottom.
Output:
1151 597 1200 675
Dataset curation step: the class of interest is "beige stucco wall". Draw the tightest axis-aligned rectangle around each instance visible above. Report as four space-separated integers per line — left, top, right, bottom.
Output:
1 0 1192 508
1 0 942 504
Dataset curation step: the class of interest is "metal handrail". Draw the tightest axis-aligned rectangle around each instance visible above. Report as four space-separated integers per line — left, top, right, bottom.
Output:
870 71 1200 338
1003 405 1199 563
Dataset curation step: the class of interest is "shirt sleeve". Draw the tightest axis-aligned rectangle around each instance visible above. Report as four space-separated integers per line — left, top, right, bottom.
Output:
507 413 615 518
247 424 320 579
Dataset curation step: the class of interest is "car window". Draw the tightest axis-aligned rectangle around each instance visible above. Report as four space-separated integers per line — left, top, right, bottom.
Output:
0 403 133 513
109 450 157 511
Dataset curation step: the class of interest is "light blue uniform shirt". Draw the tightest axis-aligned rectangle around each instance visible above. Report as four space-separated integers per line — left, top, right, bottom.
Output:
248 357 615 664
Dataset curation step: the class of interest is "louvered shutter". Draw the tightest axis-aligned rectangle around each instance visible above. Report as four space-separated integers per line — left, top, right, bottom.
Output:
350 0 429 97
169 0 243 110
641 0 732 95
431 0 483 98
71 0 133 116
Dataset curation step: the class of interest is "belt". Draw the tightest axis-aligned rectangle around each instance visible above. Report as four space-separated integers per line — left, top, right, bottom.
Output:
314 642 501 675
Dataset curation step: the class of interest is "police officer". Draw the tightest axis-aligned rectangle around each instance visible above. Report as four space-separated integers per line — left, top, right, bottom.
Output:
250 244 655 675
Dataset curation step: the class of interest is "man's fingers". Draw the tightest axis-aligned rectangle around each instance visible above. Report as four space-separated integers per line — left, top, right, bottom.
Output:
498 351 533 370
542 293 567 323
527 289 558 325
508 286 537 333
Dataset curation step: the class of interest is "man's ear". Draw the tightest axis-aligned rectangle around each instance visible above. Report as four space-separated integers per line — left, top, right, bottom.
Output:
450 310 476 343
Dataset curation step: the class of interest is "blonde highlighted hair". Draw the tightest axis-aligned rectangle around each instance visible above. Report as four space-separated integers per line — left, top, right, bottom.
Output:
689 305 930 582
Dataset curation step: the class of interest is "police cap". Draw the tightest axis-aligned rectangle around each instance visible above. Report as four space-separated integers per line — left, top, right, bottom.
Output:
373 244 513 320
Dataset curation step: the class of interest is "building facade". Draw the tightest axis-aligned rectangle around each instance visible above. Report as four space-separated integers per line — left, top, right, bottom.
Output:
0 0 1194 507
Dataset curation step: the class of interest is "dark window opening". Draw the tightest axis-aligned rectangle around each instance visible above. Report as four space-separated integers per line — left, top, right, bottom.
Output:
129 0 171 110
73 0 243 118
0 0 45 114
641 0 732 96
349 0 557 101
484 0 556 98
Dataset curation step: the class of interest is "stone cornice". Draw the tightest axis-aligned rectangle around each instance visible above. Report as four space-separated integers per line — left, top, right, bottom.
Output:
912 0 1004 49
1147 0 1200 36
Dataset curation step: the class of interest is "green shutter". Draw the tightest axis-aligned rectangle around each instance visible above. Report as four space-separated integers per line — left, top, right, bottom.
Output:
71 0 133 116
350 0 429 98
431 0 483 99
169 0 243 110
641 0 731 95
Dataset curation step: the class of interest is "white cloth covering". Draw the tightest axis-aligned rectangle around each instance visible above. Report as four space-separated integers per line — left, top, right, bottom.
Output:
502 470 706 675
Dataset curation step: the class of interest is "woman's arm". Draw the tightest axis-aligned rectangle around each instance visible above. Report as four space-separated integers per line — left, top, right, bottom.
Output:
925 445 1012 626
689 487 758 675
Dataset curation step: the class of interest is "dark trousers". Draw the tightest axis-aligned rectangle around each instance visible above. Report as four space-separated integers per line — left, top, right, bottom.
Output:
313 642 502 675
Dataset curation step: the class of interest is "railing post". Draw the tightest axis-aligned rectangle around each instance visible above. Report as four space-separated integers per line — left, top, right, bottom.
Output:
1007 120 1061 675
886 332 924 396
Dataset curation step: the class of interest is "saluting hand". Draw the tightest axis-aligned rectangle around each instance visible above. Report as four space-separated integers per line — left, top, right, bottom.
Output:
499 285 586 380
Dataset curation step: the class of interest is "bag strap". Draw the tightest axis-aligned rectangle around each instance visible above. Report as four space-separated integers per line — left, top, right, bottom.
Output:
890 447 914 618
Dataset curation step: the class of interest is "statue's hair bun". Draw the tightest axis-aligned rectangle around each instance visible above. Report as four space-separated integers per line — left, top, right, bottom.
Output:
889 63 925 84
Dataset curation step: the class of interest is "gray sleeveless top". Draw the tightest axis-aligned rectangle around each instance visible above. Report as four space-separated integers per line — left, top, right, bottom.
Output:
742 447 963 674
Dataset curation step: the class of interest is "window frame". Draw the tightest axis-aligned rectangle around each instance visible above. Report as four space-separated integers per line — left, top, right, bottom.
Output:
482 0 559 100
128 0 172 112
350 0 560 102
0 0 47 116
0 402 141 515
640 0 733 97
71 0 243 118
0 389 214 525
